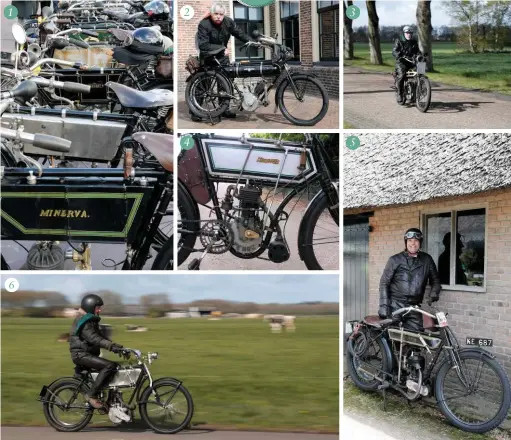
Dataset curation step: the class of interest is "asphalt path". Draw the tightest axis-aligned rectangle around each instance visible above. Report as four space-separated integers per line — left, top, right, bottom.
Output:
1 426 339 440
343 66 511 129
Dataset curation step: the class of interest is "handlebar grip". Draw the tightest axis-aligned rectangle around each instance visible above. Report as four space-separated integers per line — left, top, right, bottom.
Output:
69 38 89 49
81 29 99 37
33 134 71 153
63 81 91 93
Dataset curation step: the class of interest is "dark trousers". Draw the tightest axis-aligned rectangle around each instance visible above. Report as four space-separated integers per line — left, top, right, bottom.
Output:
73 354 119 397
390 298 423 332
395 60 414 99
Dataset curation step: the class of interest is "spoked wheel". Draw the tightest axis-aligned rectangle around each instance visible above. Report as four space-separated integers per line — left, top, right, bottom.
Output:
42 379 93 432
185 72 231 120
298 190 339 270
416 76 431 113
139 379 194 434
277 74 329 126
346 330 392 391
435 351 511 433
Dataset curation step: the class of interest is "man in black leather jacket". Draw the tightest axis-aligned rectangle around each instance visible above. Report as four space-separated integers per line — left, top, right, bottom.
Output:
190 2 250 121
69 294 124 409
392 26 422 105
378 228 441 331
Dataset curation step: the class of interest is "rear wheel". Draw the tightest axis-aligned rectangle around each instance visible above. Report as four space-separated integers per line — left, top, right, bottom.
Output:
42 379 93 432
139 378 194 434
416 76 431 113
185 72 231 120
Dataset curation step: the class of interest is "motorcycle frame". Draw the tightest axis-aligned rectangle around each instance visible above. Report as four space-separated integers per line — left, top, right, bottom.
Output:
180 134 339 242
0 166 173 271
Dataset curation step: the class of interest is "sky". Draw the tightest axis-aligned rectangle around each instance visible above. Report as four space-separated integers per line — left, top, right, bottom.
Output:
352 0 453 28
2 274 339 304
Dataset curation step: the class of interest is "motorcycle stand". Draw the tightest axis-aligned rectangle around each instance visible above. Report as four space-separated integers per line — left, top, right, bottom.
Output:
378 381 390 411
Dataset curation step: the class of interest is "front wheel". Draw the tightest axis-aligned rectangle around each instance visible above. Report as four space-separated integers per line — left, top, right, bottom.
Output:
139 378 194 434
277 74 329 126
435 350 511 433
42 379 93 432
416 76 431 113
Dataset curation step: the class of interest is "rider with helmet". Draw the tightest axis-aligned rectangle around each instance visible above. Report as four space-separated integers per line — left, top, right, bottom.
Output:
392 26 423 105
69 294 124 409
378 228 441 331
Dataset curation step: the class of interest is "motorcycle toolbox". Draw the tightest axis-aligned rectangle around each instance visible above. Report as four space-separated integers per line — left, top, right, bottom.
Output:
1 111 127 162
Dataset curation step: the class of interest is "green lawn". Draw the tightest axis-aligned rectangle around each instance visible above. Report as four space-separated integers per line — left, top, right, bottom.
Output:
1 317 339 432
345 42 511 94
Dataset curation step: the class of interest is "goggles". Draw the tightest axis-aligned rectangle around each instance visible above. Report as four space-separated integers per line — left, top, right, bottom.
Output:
404 231 423 240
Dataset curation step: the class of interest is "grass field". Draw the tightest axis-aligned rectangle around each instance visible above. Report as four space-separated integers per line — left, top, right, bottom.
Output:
1 316 339 432
345 42 511 94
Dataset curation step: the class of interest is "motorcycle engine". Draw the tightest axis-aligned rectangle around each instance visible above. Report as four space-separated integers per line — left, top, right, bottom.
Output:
241 83 260 112
107 392 131 424
230 184 264 255
403 349 429 397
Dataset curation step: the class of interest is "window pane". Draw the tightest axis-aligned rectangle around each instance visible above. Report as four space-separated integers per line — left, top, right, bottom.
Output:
457 209 485 287
290 1 299 16
426 213 452 285
318 1 332 9
234 5 247 19
280 2 288 18
248 7 263 20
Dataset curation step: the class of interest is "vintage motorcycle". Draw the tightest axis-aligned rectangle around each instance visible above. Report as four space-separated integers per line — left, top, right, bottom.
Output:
346 305 511 434
38 348 194 434
177 133 339 270
392 55 431 113
1 81 175 270
185 31 329 126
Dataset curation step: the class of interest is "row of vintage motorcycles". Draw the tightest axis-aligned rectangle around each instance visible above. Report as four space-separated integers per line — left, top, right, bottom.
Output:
0 0 175 271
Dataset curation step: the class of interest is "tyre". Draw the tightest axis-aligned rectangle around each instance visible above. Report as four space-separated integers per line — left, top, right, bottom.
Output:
139 378 194 434
277 74 329 126
346 329 392 392
42 379 93 432
435 350 511 433
185 71 231 120
151 236 173 270
176 180 199 266
297 190 339 270
416 76 431 113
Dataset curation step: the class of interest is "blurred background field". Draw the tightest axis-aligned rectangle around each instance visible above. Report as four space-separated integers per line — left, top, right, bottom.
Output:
1 316 339 432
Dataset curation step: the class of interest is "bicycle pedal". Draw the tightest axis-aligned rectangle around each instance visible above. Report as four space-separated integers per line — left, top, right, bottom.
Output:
378 381 390 391
188 258 201 270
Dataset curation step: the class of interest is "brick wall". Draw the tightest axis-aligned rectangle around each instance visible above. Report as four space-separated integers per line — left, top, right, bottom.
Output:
299 1 313 66
176 0 233 92
351 188 511 375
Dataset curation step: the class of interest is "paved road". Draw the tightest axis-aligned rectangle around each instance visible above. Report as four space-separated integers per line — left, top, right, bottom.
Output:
343 66 511 129
178 94 339 130
1 427 339 440
177 184 339 271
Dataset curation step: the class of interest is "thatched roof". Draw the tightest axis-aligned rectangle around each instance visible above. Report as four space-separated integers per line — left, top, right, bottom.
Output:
344 133 511 209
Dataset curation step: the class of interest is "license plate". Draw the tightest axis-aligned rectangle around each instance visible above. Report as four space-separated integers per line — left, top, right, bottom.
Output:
436 312 448 327
466 337 493 347
417 62 426 74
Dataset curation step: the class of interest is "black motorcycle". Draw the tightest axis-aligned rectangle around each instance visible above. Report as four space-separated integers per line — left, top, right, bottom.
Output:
392 55 431 113
185 31 329 126
346 305 511 434
177 133 339 270
38 348 193 434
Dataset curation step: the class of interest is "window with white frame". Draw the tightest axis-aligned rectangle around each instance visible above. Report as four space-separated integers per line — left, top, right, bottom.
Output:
234 1 264 60
317 1 339 61
423 208 486 290
280 1 300 60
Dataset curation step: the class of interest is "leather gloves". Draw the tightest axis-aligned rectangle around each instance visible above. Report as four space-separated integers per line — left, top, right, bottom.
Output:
427 293 439 306
111 343 124 354
378 304 389 319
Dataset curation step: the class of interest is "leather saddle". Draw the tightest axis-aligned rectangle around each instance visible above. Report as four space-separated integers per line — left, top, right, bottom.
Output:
132 132 173 173
106 82 173 108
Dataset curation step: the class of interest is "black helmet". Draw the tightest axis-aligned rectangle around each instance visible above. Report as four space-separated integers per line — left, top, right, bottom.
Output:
130 27 164 55
144 0 170 20
404 227 423 247
81 294 104 314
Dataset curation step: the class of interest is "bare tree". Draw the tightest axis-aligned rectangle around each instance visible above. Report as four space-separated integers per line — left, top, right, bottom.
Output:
366 1 383 64
140 293 172 309
344 1 354 59
85 290 124 315
417 0 434 71
484 0 511 49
